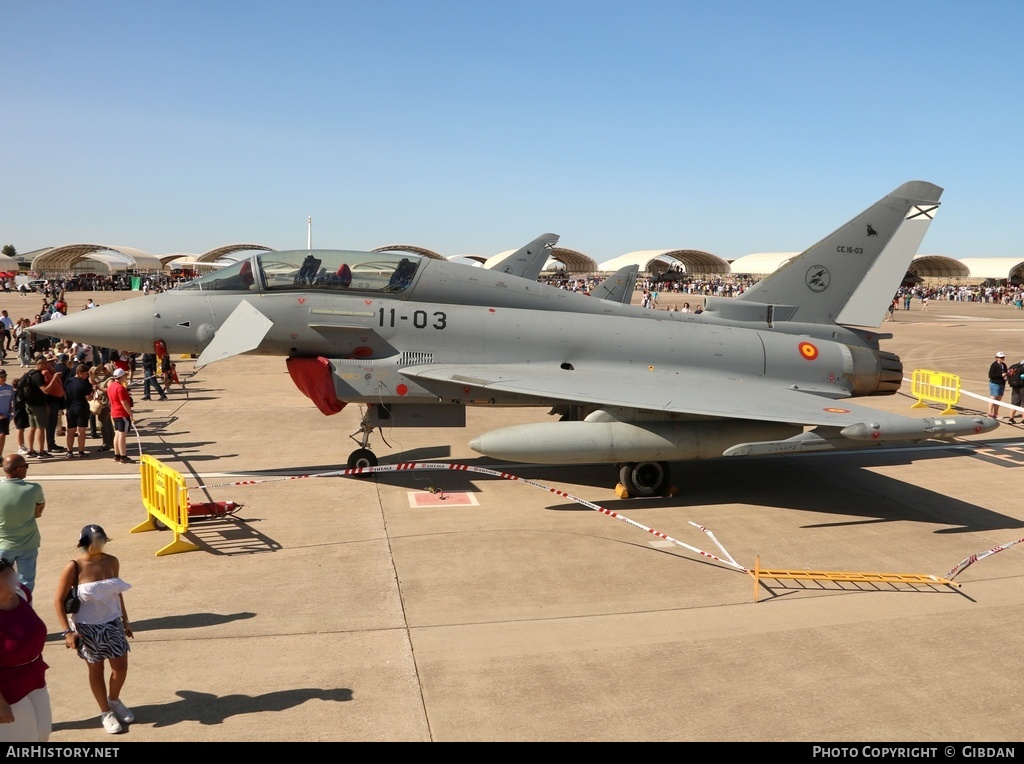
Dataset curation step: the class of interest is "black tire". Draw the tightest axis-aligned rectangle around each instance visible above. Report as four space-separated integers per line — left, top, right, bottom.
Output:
618 461 669 497
348 448 378 469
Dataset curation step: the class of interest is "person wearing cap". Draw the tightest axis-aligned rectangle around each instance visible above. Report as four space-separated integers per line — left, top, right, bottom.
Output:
53 525 133 734
0 370 13 458
0 454 45 592
988 352 1009 419
107 369 134 464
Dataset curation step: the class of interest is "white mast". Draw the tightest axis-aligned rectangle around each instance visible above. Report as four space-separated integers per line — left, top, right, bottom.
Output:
307 215 312 251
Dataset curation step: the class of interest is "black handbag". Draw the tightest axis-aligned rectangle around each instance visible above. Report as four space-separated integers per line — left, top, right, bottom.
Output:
63 561 80 615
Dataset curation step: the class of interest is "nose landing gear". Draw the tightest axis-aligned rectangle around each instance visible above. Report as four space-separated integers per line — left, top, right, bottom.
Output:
348 411 379 469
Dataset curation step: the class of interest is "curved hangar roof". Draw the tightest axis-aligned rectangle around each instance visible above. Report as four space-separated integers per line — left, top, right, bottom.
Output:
196 243 274 263
600 249 729 276
549 246 597 273
729 252 799 275
371 244 446 261
954 258 1024 281
730 253 975 281
32 244 165 272
161 244 277 270
34 243 277 274
908 255 970 280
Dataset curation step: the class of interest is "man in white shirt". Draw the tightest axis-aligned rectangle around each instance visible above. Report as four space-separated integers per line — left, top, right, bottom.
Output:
0 311 14 353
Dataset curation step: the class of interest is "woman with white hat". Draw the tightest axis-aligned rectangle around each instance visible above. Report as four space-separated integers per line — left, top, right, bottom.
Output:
988 352 1009 419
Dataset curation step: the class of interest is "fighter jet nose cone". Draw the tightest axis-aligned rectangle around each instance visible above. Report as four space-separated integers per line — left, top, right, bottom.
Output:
31 295 161 353
469 436 484 454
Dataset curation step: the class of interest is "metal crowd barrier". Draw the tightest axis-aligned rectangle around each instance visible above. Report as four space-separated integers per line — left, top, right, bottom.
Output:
133 455 199 556
910 369 960 415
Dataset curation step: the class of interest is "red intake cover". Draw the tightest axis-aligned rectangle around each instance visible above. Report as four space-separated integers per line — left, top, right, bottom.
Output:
286 357 346 416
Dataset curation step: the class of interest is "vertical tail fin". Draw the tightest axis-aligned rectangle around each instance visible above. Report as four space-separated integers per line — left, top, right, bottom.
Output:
737 181 942 326
485 233 559 281
592 264 639 304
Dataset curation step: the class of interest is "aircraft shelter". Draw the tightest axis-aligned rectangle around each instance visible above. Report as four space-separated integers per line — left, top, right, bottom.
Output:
599 249 730 277
547 247 597 273
27 243 275 275
372 245 446 261
955 258 1024 284
16 242 1024 284
728 252 799 275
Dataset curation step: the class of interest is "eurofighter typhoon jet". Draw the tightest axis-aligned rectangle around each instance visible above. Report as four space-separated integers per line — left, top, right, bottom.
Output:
42 182 995 496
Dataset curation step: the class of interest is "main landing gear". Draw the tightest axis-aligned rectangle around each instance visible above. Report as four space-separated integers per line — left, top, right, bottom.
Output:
616 461 673 498
347 411 379 469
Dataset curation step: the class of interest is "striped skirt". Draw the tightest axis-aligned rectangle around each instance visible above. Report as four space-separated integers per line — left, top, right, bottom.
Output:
74 619 130 663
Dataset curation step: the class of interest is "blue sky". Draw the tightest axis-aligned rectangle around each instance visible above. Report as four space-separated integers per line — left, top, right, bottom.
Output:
2 1 1023 263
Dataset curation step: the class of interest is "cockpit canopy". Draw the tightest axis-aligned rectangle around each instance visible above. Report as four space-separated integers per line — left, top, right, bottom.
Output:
176 250 422 294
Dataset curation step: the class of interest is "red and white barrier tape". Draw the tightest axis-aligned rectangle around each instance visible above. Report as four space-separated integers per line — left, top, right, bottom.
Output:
946 536 1024 580
191 461 1024 582
192 461 749 573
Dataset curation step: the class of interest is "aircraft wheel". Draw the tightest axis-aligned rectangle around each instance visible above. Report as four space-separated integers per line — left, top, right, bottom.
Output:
618 461 669 497
348 448 378 469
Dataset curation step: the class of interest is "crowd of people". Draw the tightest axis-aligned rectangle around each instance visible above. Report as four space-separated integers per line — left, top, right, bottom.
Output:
0 291 181 464
9 274 188 297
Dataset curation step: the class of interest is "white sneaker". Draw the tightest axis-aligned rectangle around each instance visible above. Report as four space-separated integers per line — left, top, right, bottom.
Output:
16 447 28 455
107 697 134 723
101 711 122 733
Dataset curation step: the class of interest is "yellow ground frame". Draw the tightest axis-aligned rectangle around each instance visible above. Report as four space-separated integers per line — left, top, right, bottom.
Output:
749 556 960 601
133 454 199 556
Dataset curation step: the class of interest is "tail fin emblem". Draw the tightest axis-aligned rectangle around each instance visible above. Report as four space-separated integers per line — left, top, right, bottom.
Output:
866 224 878 236
805 265 830 293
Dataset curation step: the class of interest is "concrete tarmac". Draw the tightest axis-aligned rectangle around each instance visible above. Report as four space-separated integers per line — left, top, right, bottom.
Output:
16 290 1024 741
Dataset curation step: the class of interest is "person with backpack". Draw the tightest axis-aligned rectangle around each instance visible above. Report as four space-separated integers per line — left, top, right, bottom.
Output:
1007 359 1024 424
18 360 50 459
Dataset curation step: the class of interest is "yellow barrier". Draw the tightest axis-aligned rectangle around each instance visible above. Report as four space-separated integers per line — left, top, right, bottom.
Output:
132 455 199 556
910 368 960 415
